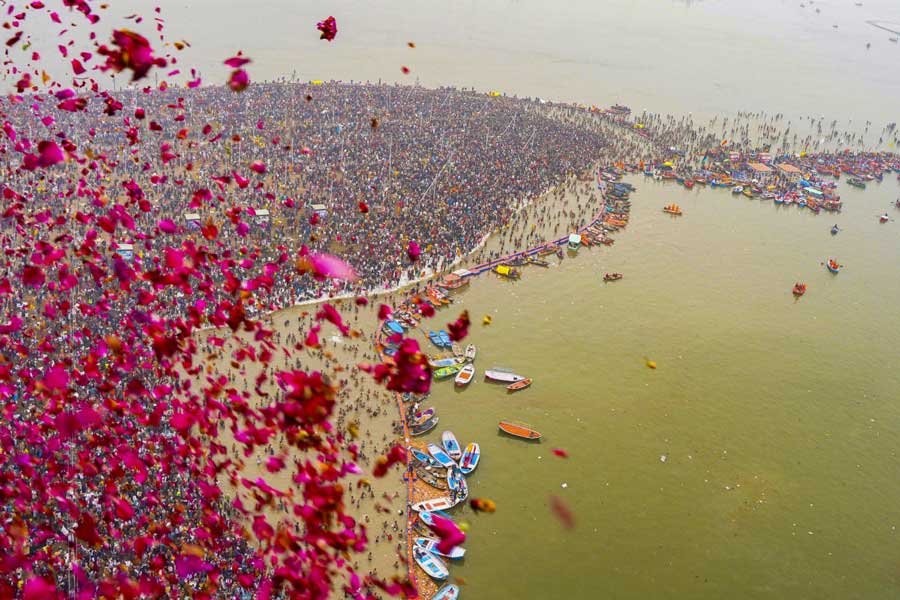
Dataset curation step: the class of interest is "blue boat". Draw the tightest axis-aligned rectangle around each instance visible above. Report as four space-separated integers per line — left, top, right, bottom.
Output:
446 465 468 501
458 442 480 475
438 330 452 348
415 537 466 560
441 431 462 460
433 584 460 600
428 330 444 348
413 546 449 580
418 510 455 529
830 225 840 235
410 447 438 467
428 443 458 469
774 196 785 204
385 320 405 335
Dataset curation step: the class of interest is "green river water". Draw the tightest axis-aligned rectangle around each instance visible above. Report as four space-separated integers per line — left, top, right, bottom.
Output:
420 177 900 599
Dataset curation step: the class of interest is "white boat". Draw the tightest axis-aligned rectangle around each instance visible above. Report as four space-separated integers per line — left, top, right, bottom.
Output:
433 584 460 600
484 367 525 383
427 443 457 469
459 442 480 475
441 431 462 460
413 546 449 580
415 537 466 560
412 496 457 513
731 185 743 194
464 344 477 361
454 364 475 387
451 342 463 357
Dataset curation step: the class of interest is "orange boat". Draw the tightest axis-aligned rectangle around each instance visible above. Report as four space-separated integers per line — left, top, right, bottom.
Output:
498 421 541 440
792 283 807 297
506 378 532 392
662 204 683 215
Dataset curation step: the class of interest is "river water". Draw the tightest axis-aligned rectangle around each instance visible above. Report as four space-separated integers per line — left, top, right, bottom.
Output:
90 1 900 597
426 176 900 599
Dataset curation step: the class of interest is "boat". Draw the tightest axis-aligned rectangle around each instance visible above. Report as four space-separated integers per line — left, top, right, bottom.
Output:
506 378 532 392
415 466 449 491
427 443 458 469
825 259 841 274
437 273 469 291
847 178 866 189
415 537 466 560
459 442 480 475
493 264 521 279
418 510 455 529
662 204 683 215
567 233 582 251
427 330 444 348
385 320 405 334
464 344 477 362
412 546 449 580
526 256 550 267
451 343 463 357
446 465 468 501
410 415 439 437
484 368 526 383
731 186 744 194
441 431 463 460
410 446 438 467
433 363 464 380
879 213 889 223
454 364 475 387
603 273 623 282
411 496 457 513
433 584 461 600
438 330 452 348
499 421 542 440
429 356 462 368
412 408 435 425
830 225 840 235
792 283 807 297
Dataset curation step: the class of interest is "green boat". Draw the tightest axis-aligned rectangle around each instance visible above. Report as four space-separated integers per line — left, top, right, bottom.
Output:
847 178 866 189
433 364 464 380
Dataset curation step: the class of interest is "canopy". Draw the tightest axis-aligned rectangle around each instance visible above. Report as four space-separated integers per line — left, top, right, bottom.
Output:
568 233 582 244
495 265 512 276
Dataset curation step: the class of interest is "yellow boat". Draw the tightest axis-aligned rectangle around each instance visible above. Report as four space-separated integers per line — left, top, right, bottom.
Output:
662 204 683 215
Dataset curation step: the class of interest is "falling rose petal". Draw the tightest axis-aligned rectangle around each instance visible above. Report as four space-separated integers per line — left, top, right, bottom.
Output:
98 29 167 81
358 201 369 214
407 240 421 262
372 445 406 477
401 66 411 74
447 310 470 342
550 495 576 529
469 498 497 513
552 448 569 458
429 515 466 554
223 53 251 68
316 16 338 41
228 68 250 92
377 304 392 320
308 253 357 282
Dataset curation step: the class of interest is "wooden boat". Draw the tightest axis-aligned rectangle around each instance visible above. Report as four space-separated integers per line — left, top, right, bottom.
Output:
415 537 466 560
506 378 532 392
385 320 405 334
446 465 468 501
427 443 458 469
879 213 889 223
410 415 439 437
433 364 464 380
458 442 480 475
429 356 463 369
417 510 454 529
603 273 623 282
498 421 542 440
830 225 840 235
454 364 475 387
416 466 449 490
493 265 521 279
433 584 461 600
527 256 550 267
662 204 682 215
410 446 438 467
567 233 582 251
792 283 807 297
464 344 477 362
411 496 457 513
411 408 435 425
412 546 449 581
441 431 463 460
427 330 443 348
825 259 841 274
731 186 743 194
847 178 866 189
485 368 525 383
438 330 452 348
451 343 463 357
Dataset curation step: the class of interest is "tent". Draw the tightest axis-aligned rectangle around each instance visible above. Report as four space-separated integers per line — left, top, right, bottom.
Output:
184 212 201 230
115 243 134 261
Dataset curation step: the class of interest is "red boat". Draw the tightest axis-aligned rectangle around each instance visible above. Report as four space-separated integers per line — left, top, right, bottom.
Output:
684 179 694 189
792 283 807 297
